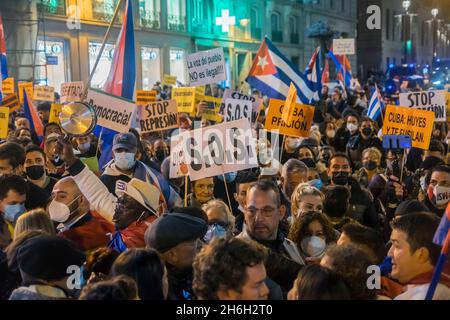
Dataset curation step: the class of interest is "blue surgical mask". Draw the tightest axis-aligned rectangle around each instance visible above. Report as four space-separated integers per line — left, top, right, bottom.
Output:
114 152 136 171
203 223 227 243
218 172 237 183
4 203 26 224
308 178 323 190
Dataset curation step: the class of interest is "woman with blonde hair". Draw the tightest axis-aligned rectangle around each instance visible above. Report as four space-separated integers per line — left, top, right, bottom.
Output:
201 199 236 242
290 183 324 221
13 209 55 240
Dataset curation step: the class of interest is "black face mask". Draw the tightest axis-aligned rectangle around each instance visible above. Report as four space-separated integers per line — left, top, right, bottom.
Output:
362 127 372 137
363 160 378 171
155 149 166 162
300 157 316 169
26 165 45 180
332 171 349 185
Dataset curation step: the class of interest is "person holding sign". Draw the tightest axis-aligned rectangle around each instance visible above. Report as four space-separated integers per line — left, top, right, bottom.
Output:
37 102 51 125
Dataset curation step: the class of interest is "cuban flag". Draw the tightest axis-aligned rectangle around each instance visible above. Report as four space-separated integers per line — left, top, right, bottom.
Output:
23 88 44 137
246 37 319 104
321 58 330 84
328 49 352 87
304 47 322 101
98 0 136 169
367 84 383 121
0 14 7 81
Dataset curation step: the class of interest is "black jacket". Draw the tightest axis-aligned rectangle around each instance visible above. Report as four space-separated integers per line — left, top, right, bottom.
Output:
25 180 50 211
347 177 381 229
166 264 194 300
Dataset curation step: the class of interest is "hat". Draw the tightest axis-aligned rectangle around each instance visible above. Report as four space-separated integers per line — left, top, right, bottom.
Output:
115 178 161 214
145 212 207 253
112 133 137 153
17 235 86 281
395 200 429 217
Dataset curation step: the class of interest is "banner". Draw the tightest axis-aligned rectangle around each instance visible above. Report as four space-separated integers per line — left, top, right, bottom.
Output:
136 90 157 105
179 118 258 181
0 106 9 138
1 94 20 112
382 104 434 150
265 98 315 138
48 103 62 124
1 77 14 94
163 74 177 86
86 88 136 133
399 90 446 122
332 38 355 55
139 100 178 133
186 47 226 86
18 82 33 104
60 81 84 103
222 98 252 123
169 134 188 179
33 85 55 102
172 87 196 113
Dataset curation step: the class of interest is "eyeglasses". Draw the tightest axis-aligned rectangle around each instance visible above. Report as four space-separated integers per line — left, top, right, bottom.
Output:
245 206 277 218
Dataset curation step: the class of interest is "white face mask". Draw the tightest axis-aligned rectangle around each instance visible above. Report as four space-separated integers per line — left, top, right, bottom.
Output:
114 152 136 171
347 123 358 133
48 195 81 223
434 185 450 207
300 236 327 258
78 142 90 152
287 138 302 149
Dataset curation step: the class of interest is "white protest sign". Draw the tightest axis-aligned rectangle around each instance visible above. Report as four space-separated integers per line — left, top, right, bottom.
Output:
33 85 55 102
186 47 226 86
86 88 136 133
60 82 84 103
222 98 252 123
139 100 179 133
332 38 355 55
221 89 262 111
180 118 258 181
399 90 446 122
169 135 188 178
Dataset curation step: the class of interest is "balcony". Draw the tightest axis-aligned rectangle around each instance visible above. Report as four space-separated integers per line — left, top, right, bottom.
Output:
251 27 262 40
168 15 186 32
92 0 122 23
272 30 283 42
139 9 160 30
37 0 66 15
290 33 299 44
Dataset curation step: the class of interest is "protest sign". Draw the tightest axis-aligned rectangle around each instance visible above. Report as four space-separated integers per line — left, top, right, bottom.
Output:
223 98 252 123
446 92 450 122
382 104 434 150
282 82 298 123
49 104 62 124
163 74 177 86
0 107 9 139
81 156 100 173
1 94 20 112
201 105 223 123
180 118 258 181
139 100 178 133
136 90 157 105
220 89 262 122
18 82 33 103
86 88 136 133
169 134 189 179
332 38 355 55
399 90 446 122
195 86 206 97
265 98 315 138
172 87 196 113
1 77 14 94
61 82 84 103
33 85 55 102
186 47 226 86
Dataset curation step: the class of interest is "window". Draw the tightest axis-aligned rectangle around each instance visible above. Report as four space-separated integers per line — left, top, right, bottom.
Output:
330 0 334 9
392 11 397 41
168 0 186 31
289 16 299 44
386 9 390 40
139 0 160 29
92 0 119 22
271 13 282 42
170 49 186 85
141 47 161 90
36 39 68 91
250 7 261 39
88 41 115 89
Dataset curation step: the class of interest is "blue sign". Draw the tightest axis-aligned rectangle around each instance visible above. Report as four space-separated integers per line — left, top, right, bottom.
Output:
46 55 58 65
382 135 412 149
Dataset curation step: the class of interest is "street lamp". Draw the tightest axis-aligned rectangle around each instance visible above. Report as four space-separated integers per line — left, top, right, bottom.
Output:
431 8 439 60
400 0 416 64
402 1 411 13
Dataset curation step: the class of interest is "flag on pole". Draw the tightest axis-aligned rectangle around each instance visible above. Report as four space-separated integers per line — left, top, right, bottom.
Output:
322 58 330 84
367 84 383 121
23 88 44 137
246 37 319 103
0 14 8 81
328 49 352 87
281 82 297 123
304 47 322 101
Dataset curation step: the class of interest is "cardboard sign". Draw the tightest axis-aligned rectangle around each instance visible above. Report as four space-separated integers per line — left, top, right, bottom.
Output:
172 87 196 113
221 89 262 113
186 47 226 86
399 90 446 122
49 103 62 124
1 77 14 94
179 118 258 181
0 106 9 139
195 86 206 97
382 105 434 150
163 74 177 86
136 90 157 105
139 100 178 133
33 85 55 102
18 82 33 103
332 38 355 55
86 88 136 133
282 82 298 123
60 82 84 103
169 135 188 178
223 98 252 123
1 94 20 112
265 98 315 138
201 105 223 123
382 135 412 149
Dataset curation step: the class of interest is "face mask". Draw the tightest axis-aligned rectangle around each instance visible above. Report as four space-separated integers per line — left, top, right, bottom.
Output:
361 127 373 137
300 157 316 169
326 130 336 139
433 185 450 207
25 165 45 180
155 149 166 162
287 138 302 149
114 152 136 171
300 236 327 258
48 195 81 223
78 142 90 153
363 160 378 171
308 179 323 190
347 123 358 133
218 172 237 183
203 223 228 243
332 171 349 186
3 204 26 224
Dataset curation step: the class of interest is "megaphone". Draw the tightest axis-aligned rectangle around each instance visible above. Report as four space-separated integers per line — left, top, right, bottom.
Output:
58 101 97 137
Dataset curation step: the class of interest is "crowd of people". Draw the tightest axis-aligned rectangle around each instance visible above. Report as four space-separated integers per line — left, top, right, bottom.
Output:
0 79 449 301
